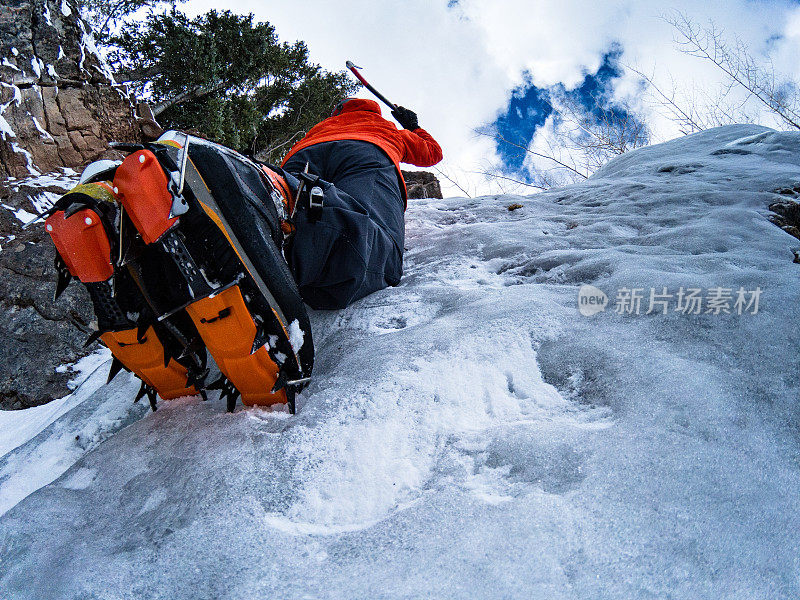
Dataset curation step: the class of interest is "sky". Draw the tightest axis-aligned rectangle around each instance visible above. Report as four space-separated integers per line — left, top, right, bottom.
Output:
183 0 800 196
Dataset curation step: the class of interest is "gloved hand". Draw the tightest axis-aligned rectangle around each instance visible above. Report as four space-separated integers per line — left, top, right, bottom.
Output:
392 106 419 130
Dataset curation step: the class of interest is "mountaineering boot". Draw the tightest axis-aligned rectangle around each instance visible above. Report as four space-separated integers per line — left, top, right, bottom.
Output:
45 179 203 408
110 132 313 412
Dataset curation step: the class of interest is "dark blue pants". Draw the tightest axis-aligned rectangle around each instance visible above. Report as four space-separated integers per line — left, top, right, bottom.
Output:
283 141 404 310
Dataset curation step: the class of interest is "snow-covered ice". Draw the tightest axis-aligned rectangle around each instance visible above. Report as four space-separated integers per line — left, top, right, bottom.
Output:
0 125 798 598
0 350 148 516
0 350 109 458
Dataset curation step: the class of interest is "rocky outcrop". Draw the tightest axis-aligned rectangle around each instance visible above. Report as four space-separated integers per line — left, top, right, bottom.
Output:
0 0 136 408
0 172 95 408
0 0 137 181
402 170 443 199
769 183 800 263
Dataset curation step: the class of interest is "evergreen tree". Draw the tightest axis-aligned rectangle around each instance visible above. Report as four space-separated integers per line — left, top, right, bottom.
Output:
110 10 356 161
75 0 179 42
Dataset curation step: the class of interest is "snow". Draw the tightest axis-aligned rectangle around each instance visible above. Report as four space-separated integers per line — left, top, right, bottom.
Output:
1 58 20 71
0 84 20 141
0 234 15 252
9 143 40 175
0 350 109 458
11 169 77 191
29 56 42 78
287 318 305 352
77 19 116 83
0 170 77 224
28 191 60 214
0 125 799 598
0 350 150 516
0 114 14 139
1 81 22 106
3 204 38 224
31 116 53 141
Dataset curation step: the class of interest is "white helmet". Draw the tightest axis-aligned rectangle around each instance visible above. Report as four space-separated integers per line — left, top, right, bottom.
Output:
79 159 122 184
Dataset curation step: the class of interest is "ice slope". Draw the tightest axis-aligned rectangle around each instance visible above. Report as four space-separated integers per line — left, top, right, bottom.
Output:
1 124 799 599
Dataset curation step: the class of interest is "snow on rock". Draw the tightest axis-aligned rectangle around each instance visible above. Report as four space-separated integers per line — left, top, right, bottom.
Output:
0 114 15 139
9 142 39 175
29 56 43 78
0 125 799 599
76 19 116 84
0 167 101 410
8 205 37 224
31 115 53 141
0 0 137 179
10 168 78 192
2 169 76 219
0 83 21 141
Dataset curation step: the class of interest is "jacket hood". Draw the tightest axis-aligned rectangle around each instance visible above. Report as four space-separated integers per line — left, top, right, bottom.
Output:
334 98 382 117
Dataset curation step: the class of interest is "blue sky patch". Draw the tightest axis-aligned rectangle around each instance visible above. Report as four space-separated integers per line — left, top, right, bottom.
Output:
489 44 644 178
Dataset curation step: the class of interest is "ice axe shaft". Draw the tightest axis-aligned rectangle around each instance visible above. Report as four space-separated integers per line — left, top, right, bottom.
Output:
346 61 397 111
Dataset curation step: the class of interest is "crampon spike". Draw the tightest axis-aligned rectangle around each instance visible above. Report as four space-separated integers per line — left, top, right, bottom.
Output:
147 387 158 412
136 317 149 343
224 386 239 413
54 255 72 300
134 380 158 410
286 388 296 415
177 345 192 362
207 375 239 412
270 370 288 394
84 330 103 348
206 375 226 391
251 325 267 355
185 367 209 390
107 356 126 383
178 336 206 368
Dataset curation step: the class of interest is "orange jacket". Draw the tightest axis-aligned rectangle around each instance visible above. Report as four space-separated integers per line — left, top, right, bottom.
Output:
281 99 443 202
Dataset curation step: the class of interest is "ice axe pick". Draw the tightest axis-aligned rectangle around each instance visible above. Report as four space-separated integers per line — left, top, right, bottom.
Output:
345 61 398 112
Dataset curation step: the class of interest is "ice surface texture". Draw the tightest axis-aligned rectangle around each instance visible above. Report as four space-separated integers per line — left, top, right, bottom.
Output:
1 125 799 599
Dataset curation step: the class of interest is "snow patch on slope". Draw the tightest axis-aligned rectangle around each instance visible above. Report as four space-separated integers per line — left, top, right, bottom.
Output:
0 350 109 458
263 311 594 534
0 351 148 516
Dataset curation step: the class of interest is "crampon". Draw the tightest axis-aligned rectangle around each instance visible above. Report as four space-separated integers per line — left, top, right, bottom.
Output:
45 132 313 413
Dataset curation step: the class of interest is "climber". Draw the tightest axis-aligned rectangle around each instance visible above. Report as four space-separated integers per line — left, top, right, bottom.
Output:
280 98 443 310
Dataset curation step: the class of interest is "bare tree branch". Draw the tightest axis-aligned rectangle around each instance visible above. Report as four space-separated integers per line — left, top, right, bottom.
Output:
665 12 800 130
468 170 548 191
432 165 473 198
475 129 588 179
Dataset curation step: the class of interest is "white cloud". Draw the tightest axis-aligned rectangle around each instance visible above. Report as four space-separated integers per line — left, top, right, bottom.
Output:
182 0 800 195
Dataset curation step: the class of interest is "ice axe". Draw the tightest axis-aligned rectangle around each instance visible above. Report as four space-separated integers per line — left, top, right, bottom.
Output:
346 61 398 112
